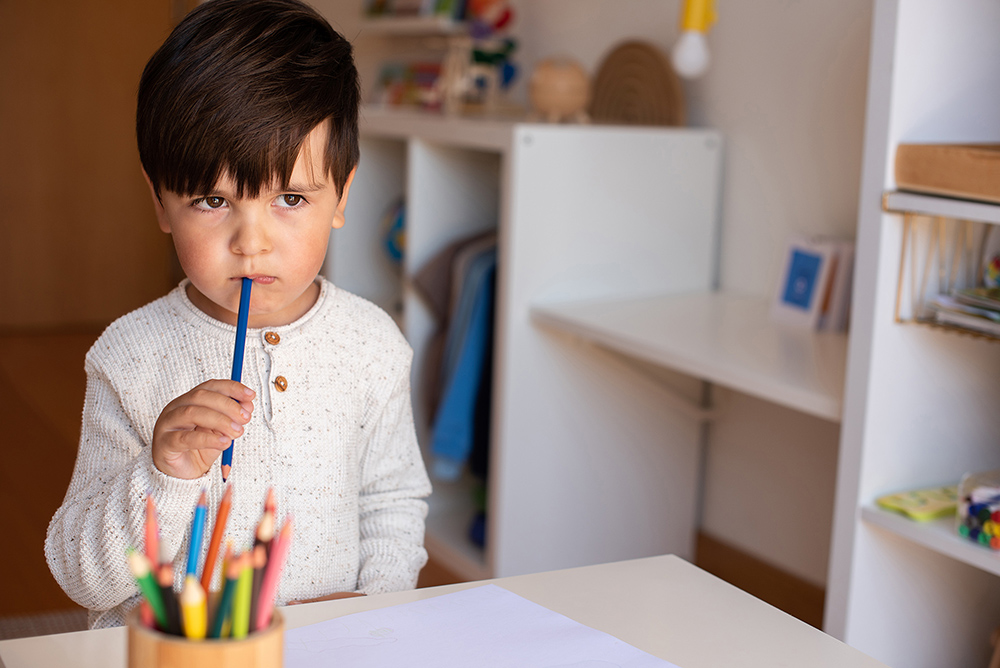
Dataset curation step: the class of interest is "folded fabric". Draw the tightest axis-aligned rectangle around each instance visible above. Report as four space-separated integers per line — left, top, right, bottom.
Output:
432 250 496 481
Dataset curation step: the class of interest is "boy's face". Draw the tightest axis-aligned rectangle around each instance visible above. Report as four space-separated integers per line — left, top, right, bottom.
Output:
147 122 354 328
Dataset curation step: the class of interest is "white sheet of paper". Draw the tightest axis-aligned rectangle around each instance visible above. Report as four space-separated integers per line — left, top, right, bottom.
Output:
283 584 680 668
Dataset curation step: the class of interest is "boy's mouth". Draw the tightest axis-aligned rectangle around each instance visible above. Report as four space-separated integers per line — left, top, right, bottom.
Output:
240 274 276 285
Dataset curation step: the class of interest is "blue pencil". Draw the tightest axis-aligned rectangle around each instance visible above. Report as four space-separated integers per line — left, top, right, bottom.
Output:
221 276 252 482
186 490 208 577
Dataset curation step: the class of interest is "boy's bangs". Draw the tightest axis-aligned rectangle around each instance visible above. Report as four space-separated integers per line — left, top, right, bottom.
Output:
162 123 329 199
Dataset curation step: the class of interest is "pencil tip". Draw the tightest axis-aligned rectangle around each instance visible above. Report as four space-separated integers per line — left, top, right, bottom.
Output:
221 465 231 482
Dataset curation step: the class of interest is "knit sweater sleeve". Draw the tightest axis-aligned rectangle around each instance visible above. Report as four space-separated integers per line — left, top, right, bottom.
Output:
44 350 205 614
356 360 433 594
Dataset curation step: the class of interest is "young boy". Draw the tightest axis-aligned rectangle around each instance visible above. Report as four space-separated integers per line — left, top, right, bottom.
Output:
45 0 431 629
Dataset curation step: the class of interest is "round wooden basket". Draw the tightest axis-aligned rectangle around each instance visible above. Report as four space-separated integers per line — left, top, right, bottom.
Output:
126 608 284 668
589 41 686 127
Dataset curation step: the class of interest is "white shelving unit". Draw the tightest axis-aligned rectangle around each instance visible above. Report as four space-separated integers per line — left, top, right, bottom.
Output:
826 1 1000 666
861 506 1000 578
326 107 724 582
531 292 848 423
359 15 465 36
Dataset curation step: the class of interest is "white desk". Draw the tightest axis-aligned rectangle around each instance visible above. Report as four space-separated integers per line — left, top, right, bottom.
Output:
0 555 885 668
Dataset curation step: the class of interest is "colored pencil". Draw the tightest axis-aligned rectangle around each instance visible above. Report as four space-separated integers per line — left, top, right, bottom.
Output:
200 484 233 592
145 494 160 569
157 560 181 635
248 545 267 632
209 551 243 639
254 505 275 556
221 276 252 482
185 490 208 578
255 516 293 632
231 553 254 639
127 548 169 631
181 575 207 640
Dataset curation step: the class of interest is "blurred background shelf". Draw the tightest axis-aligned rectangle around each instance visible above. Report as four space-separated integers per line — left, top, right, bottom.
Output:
359 15 465 36
883 190 1000 226
531 292 848 423
861 506 1000 578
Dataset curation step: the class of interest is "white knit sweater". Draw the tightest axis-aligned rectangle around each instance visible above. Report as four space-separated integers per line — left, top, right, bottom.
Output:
45 278 431 629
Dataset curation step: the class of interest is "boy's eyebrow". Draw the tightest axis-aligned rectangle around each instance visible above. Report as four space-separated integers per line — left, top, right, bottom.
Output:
283 181 328 193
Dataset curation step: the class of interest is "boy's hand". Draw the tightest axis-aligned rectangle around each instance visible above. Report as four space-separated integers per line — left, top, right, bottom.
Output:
152 380 255 480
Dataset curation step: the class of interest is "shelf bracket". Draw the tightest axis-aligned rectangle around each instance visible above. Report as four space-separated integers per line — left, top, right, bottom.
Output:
599 347 718 423
539 326 719 422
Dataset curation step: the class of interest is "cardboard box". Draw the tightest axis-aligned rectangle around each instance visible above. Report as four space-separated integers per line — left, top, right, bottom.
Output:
895 143 1000 204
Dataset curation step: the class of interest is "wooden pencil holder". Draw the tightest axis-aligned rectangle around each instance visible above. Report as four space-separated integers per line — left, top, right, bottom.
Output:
126 608 284 668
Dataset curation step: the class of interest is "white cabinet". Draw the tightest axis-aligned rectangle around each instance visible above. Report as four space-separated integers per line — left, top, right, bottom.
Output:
326 107 723 581
826 1 1000 666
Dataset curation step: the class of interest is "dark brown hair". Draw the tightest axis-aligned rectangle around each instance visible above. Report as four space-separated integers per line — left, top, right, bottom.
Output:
137 0 359 200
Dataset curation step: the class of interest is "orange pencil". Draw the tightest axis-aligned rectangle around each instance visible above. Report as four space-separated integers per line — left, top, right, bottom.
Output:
200 484 233 592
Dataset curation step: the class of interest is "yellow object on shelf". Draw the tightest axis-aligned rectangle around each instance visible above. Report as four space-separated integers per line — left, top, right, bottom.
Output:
876 485 958 522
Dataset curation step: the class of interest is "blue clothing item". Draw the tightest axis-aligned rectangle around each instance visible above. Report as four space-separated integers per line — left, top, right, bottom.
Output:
432 253 496 481
441 247 497 387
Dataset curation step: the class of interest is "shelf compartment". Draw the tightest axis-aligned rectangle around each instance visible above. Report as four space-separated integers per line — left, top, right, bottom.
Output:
889 195 1000 340
424 475 490 582
862 505 1000 577
531 292 847 422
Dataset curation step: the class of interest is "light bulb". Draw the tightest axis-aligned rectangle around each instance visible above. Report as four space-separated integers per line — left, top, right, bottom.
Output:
671 30 710 79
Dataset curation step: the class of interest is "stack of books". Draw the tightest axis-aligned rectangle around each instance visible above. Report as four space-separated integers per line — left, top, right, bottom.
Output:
928 287 1000 337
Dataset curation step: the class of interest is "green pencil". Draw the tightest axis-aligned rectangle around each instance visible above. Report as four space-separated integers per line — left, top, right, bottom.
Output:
127 548 169 631
231 553 254 639
209 552 243 638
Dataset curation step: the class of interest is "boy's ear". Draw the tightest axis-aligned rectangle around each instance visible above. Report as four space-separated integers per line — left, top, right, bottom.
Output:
141 169 171 233
332 166 357 230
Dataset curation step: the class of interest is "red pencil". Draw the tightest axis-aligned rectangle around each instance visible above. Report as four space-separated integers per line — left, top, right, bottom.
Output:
200 484 233 592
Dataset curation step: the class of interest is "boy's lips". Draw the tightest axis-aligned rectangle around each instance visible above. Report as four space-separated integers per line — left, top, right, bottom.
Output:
239 275 276 285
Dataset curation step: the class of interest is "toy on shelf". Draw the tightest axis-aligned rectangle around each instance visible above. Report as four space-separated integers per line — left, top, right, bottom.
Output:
958 470 1000 550
528 57 591 124
438 0 518 115
875 485 958 522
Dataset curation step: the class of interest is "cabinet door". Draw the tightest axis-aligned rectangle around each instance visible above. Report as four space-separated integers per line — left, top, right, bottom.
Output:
0 1 175 328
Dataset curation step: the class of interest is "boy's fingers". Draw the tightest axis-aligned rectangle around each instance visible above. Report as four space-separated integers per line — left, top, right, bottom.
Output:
187 388 253 424
198 379 256 403
162 404 245 441
162 427 230 454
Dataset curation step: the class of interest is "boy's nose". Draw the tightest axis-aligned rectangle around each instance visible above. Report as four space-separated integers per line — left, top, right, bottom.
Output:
231 215 271 256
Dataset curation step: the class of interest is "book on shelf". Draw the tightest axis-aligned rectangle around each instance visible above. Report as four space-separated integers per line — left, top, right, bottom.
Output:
929 301 1000 337
952 287 1000 313
770 236 854 332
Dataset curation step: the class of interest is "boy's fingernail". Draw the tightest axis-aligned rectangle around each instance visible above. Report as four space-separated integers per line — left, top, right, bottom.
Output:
240 409 250 420
219 435 230 444
244 388 255 397
231 422 243 433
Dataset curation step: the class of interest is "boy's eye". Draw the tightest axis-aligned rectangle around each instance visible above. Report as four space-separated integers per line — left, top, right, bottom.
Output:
194 196 226 210
278 194 304 207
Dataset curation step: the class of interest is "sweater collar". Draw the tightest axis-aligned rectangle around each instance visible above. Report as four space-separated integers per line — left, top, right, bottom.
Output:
167 277 334 346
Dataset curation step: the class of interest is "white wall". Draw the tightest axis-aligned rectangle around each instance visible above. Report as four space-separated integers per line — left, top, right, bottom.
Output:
315 0 872 587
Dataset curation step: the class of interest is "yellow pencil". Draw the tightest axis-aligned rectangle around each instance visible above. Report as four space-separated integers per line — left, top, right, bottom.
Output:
181 575 207 640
